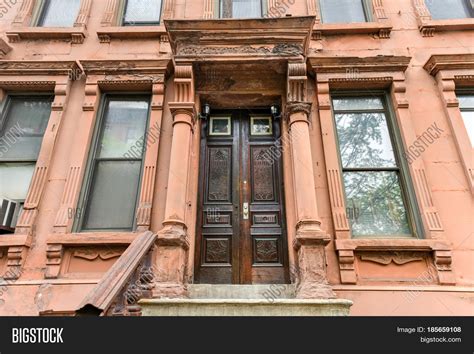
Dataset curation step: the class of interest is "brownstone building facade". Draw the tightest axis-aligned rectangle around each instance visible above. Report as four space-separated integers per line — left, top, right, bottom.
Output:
0 0 472 316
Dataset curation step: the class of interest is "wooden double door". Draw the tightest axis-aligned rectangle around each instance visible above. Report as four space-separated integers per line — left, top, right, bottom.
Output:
195 109 289 284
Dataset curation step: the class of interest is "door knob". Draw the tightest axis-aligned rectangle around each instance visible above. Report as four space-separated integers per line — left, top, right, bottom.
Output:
243 202 249 220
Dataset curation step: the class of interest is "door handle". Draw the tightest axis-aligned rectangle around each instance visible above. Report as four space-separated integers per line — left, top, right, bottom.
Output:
243 202 249 220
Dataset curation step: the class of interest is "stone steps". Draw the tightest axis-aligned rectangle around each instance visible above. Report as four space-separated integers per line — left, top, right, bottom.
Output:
139 284 353 316
139 298 352 316
188 284 295 299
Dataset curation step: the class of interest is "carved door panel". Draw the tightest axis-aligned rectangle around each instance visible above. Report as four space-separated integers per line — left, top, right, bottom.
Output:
195 110 288 284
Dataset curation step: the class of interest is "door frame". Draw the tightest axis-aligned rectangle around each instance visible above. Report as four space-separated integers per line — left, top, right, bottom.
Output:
194 107 290 284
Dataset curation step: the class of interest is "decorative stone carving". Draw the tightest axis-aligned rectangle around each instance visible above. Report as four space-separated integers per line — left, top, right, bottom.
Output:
101 0 119 26
74 0 92 28
3 246 28 280
12 0 35 26
162 0 174 19
166 17 314 61
153 64 195 298
0 60 80 75
203 0 215 18
286 102 312 120
178 44 303 57
423 55 474 195
293 221 336 299
287 62 307 102
45 244 63 279
434 250 455 285
0 39 12 57
359 252 425 265
310 54 452 284
285 62 335 299
72 248 123 261
136 82 166 231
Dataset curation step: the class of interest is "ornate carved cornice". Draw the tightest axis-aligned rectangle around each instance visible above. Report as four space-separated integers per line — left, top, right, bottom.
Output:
165 16 315 61
80 59 171 76
0 60 79 76
309 56 411 73
423 54 474 76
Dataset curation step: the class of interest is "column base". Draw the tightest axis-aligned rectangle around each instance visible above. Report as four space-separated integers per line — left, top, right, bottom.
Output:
293 220 336 299
152 221 189 299
152 283 188 299
296 282 336 299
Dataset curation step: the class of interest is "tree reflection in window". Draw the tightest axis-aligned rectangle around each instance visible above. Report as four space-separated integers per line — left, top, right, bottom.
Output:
333 96 412 237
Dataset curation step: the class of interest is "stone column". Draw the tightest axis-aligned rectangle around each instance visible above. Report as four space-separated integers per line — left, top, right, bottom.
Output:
153 65 195 298
286 62 335 299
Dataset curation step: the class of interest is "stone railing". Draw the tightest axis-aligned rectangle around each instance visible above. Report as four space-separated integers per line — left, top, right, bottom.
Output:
76 231 157 316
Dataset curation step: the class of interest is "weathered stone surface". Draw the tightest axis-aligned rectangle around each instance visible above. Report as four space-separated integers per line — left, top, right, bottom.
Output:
139 298 352 316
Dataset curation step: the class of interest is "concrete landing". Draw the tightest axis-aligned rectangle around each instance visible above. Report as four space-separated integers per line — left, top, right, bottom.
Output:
139 285 352 316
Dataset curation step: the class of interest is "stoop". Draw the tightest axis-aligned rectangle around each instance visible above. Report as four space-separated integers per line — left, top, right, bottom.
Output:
139 285 352 316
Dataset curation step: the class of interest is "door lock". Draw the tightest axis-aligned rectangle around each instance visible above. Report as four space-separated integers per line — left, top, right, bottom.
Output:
243 202 249 220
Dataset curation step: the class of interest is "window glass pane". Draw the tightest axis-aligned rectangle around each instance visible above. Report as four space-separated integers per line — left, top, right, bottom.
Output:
251 117 272 135
98 100 149 159
0 163 35 200
458 95 474 108
0 98 51 160
82 161 142 230
460 111 474 146
124 0 162 24
210 117 231 135
426 0 471 20
39 0 81 27
232 0 262 18
344 171 411 237
335 112 397 168
320 0 367 23
332 97 384 111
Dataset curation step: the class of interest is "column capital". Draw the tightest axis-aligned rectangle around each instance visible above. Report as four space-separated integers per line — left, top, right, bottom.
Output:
285 101 312 126
168 102 196 128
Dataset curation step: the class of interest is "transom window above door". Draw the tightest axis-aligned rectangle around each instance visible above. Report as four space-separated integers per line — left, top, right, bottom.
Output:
123 0 163 26
37 0 82 27
425 0 473 20
220 0 264 18
319 0 370 23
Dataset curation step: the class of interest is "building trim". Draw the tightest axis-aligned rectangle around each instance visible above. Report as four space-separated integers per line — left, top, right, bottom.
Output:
424 54 474 195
